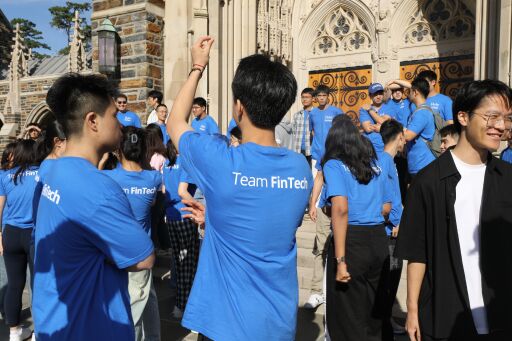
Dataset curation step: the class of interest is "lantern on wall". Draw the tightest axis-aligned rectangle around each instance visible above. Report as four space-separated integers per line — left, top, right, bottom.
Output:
97 18 117 74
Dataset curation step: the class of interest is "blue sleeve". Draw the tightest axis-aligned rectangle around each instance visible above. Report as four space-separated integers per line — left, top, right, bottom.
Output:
179 168 194 184
407 109 429 135
324 160 348 199
382 102 397 120
209 118 220 134
359 108 373 124
178 130 229 193
0 177 5 196
314 162 322 171
443 96 453 121
87 191 154 269
153 171 163 190
134 114 142 128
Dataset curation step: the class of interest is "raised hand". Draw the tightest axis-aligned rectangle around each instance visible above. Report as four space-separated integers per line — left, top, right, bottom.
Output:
191 36 215 69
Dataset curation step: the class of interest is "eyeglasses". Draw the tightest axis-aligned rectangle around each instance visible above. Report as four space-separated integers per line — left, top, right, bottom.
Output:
471 111 512 130
117 101 127 104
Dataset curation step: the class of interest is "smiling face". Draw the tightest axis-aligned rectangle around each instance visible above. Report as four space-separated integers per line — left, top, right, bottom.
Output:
391 88 404 101
458 95 512 152
116 96 127 112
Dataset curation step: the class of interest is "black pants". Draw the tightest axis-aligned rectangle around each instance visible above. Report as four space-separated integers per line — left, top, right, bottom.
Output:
326 225 392 341
423 331 509 341
2 225 33 327
387 237 403 315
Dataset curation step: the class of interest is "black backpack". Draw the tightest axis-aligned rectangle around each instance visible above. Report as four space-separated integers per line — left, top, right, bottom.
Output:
411 104 445 158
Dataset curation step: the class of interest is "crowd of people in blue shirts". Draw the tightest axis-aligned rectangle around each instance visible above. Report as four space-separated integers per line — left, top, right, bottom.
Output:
0 35 512 341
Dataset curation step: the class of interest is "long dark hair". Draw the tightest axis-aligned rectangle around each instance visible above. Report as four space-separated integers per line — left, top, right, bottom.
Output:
145 123 166 164
1 142 18 170
165 140 178 167
12 139 38 185
321 116 378 184
120 126 150 169
37 120 66 161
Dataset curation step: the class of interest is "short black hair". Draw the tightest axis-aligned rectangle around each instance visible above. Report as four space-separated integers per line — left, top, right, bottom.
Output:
230 126 242 140
147 90 163 104
193 97 207 108
453 80 512 133
156 103 167 110
380 119 404 145
301 88 315 96
439 124 459 138
232 54 297 129
417 70 437 82
120 126 147 168
315 84 330 96
116 93 127 101
411 78 430 99
46 73 116 137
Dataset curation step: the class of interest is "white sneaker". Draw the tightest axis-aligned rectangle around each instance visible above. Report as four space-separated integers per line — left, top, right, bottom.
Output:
9 327 32 341
172 306 183 319
303 293 324 309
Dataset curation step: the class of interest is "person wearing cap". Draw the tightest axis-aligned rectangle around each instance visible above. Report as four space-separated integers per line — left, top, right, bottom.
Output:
359 83 396 155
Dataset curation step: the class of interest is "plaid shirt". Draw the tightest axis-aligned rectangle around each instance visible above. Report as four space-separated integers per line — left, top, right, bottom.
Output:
291 109 311 155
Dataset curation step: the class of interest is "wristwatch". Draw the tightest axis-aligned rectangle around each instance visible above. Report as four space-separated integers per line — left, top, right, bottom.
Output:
335 256 345 264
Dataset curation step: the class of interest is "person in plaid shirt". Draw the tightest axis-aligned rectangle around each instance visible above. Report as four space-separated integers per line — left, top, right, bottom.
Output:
291 88 314 167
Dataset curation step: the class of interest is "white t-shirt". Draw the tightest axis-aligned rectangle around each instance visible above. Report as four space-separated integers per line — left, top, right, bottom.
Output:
451 151 489 334
146 109 158 125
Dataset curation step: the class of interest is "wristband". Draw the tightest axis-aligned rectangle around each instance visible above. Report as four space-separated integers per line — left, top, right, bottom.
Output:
193 63 205 69
189 67 203 77
335 256 345 264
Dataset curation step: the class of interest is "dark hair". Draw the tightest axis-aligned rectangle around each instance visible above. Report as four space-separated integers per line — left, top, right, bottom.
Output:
322 118 378 184
417 70 437 82
12 139 38 185
37 120 66 161
1 142 18 170
315 84 331 96
147 90 163 104
120 126 148 168
230 126 242 140
116 93 127 101
380 119 404 145
145 123 166 164
27 122 42 130
165 140 178 167
453 80 512 133
301 88 315 96
102 153 119 170
439 124 460 138
411 78 430 99
46 73 116 137
193 97 207 108
232 54 297 129
156 103 168 110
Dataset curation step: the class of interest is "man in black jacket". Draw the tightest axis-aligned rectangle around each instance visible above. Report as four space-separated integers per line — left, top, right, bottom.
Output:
396 80 512 341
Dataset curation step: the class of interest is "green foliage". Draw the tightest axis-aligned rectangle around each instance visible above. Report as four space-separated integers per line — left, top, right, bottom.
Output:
10 18 51 59
49 1 91 49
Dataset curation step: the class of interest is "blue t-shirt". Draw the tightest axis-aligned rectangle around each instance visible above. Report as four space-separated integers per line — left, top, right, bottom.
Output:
116 111 142 128
379 152 403 235
103 167 162 235
323 159 391 225
0 166 39 229
33 157 154 341
501 147 512 164
191 115 220 135
163 157 197 221
386 98 412 127
406 106 436 174
309 105 343 161
314 162 327 209
427 94 453 122
157 122 170 145
359 104 396 155
226 118 237 139
178 131 312 340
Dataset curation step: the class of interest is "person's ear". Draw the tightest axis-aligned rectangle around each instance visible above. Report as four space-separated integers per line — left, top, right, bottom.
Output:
234 99 245 124
457 111 469 128
85 111 99 133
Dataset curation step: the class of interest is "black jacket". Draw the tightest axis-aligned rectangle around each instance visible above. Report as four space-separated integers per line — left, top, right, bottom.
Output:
395 151 512 338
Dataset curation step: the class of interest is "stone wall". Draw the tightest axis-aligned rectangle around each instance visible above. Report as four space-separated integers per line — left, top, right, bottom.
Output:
92 0 165 123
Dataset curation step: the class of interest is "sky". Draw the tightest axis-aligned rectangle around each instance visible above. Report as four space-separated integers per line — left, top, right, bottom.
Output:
1 0 91 56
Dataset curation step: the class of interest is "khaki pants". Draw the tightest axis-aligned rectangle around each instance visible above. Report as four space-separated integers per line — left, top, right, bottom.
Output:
310 207 331 294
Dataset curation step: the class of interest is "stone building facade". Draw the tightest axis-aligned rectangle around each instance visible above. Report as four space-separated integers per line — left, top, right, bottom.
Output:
0 0 511 145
